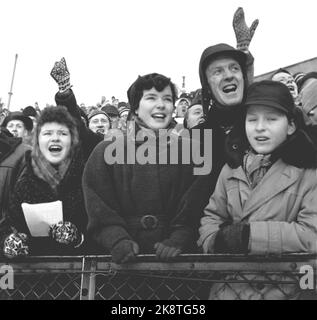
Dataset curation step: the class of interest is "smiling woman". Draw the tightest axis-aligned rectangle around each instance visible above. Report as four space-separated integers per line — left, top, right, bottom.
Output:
0 106 89 258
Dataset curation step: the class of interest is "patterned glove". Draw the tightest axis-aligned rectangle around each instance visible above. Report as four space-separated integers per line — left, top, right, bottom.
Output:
233 7 259 52
214 223 250 254
111 239 139 264
50 57 72 92
3 233 29 258
50 221 81 246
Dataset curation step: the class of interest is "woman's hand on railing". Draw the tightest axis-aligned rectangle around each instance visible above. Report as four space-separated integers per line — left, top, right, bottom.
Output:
3 232 29 258
50 221 82 247
154 240 182 260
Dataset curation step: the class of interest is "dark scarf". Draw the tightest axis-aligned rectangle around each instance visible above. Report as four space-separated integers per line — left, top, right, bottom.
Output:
206 103 245 133
31 147 71 192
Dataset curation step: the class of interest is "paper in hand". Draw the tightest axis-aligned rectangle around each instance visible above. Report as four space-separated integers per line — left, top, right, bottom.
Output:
22 201 63 237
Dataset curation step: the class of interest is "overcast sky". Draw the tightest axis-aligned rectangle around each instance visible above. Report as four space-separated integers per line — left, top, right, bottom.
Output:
1 0 316 111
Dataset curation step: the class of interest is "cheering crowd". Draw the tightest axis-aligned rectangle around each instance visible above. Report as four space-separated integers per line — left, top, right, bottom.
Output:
1 8 317 299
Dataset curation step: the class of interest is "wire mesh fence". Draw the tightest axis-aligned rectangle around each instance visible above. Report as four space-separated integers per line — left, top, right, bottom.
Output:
0 254 317 300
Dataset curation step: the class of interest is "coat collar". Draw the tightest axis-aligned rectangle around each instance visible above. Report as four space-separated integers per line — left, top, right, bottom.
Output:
227 159 303 219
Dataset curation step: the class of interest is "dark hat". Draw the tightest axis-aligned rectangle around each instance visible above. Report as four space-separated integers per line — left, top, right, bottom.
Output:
245 80 295 116
88 109 111 122
23 106 37 118
101 104 119 117
1 111 33 131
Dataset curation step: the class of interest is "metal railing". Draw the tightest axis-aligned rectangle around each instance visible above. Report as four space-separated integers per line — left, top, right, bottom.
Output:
0 254 316 300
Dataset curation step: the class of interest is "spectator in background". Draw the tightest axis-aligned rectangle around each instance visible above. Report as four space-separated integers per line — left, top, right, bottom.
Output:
23 106 38 131
297 72 317 93
88 109 111 136
118 107 130 133
271 68 299 104
183 90 205 129
102 104 120 129
299 78 317 125
0 126 31 220
1 112 33 144
174 96 190 124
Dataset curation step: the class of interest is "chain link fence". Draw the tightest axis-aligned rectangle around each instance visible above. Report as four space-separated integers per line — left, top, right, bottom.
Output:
0 254 316 300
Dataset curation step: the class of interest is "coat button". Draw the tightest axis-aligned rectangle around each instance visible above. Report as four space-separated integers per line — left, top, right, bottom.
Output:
232 144 238 150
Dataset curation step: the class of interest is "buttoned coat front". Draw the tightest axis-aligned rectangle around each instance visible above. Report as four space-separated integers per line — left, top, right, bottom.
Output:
198 159 317 299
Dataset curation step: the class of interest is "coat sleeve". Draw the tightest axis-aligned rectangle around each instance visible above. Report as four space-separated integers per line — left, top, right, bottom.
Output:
249 170 317 255
197 165 232 253
245 51 254 85
82 140 132 252
55 89 103 160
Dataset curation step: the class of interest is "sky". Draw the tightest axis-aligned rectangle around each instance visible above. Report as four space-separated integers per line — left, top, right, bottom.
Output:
0 0 316 111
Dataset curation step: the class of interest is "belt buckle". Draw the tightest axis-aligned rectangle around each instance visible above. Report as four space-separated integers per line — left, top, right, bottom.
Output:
140 215 158 230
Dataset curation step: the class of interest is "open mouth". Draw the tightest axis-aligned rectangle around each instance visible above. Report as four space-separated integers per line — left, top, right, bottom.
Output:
222 84 237 93
152 113 166 120
96 128 105 134
49 145 62 153
255 137 269 142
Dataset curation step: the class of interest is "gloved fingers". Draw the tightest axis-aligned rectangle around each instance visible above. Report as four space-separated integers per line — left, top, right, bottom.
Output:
120 251 137 264
250 19 259 37
155 243 181 260
154 242 165 258
132 241 140 255
233 7 244 25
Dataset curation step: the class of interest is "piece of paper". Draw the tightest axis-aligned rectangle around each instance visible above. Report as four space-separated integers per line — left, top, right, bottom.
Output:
22 201 63 237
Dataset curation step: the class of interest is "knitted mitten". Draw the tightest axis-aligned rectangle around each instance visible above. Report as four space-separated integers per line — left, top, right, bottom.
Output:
233 7 259 52
3 232 29 258
50 221 80 246
50 57 72 92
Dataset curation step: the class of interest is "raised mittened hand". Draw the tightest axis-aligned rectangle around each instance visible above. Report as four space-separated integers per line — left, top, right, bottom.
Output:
3 232 29 258
50 57 72 92
233 7 259 52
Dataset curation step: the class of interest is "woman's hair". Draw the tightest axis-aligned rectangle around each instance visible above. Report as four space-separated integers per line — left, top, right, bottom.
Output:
33 106 79 158
127 73 178 114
